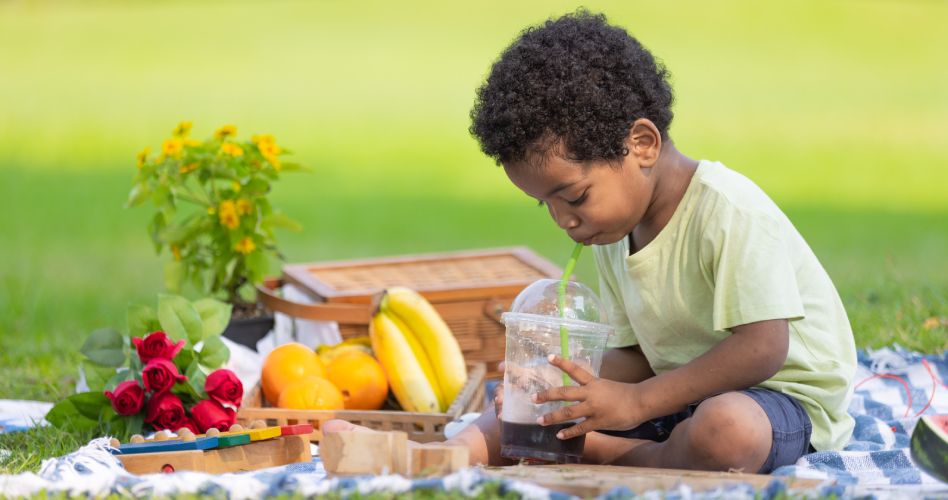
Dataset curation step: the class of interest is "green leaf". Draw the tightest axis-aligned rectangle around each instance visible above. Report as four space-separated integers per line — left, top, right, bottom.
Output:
80 328 126 367
45 399 99 433
152 184 171 207
127 304 161 338
104 412 128 439
126 413 144 437
83 361 117 392
174 347 194 374
242 178 269 196
148 212 166 253
164 260 186 293
69 392 111 420
104 368 134 392
243 249 268 284
125 182 151 208
186 360 208 399
157 293 203 344
263 212 302 231
198 335 230 369
194 298 233 339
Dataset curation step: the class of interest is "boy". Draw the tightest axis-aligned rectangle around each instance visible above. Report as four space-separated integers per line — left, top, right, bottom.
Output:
327 10 856 473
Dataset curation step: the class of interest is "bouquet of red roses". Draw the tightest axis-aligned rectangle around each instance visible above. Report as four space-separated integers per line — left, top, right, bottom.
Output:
47 294 244 439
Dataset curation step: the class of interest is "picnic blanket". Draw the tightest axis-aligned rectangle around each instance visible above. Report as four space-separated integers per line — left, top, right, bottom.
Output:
1 346 946 499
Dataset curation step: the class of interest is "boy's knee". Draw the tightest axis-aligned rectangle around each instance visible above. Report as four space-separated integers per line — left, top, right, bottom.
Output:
685 393 771 471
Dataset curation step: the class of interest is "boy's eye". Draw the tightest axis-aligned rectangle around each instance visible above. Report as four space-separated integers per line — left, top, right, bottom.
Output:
567 190 588 206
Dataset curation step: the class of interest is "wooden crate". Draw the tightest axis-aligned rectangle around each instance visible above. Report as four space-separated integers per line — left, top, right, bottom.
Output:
256 247 563 377
237 364 487 443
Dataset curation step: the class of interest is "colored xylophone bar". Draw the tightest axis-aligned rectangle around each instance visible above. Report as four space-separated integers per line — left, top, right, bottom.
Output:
111 423 314 474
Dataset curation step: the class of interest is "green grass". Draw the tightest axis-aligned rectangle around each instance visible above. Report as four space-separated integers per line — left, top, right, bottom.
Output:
1 0 947 479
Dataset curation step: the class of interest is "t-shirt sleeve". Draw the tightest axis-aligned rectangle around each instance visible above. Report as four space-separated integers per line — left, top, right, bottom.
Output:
704 206 806 331
593 246 638 347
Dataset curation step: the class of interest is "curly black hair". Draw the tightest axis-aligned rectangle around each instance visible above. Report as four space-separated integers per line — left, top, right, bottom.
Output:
469 9 674 168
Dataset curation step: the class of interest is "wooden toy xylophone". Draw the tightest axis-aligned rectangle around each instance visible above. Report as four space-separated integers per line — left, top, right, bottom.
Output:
109 421 313 474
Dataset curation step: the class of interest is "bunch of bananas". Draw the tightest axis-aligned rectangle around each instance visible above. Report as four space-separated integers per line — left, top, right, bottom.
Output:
370 287 468 413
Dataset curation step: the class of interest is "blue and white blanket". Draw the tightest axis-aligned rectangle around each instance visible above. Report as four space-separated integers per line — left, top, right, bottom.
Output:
1 346 947 499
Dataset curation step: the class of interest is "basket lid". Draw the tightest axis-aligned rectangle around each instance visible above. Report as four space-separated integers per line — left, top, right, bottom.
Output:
282 247 563 303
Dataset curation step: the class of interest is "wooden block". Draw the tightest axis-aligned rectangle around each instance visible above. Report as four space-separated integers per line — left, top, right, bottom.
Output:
118 449 206 474
214 433 251 448
410 445 469 477
112 436 219 455
320 431 408 476
281 424 314 436
245 426 282 441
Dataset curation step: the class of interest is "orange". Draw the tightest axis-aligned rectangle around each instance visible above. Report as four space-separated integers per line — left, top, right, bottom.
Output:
326 350 389 410
276 376 345 410
261 342 327 406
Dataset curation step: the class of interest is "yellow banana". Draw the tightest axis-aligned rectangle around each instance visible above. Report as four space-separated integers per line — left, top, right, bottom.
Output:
381 287 467 410
369 310 442 413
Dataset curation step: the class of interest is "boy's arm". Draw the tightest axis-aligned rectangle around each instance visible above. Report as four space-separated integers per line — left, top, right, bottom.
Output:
599 345 655 384
537 318 789 439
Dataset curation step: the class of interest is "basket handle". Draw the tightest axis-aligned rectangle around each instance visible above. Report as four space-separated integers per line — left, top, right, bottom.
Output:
256 277 373 325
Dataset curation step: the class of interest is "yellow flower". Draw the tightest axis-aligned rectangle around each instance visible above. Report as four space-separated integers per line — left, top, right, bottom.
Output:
235 198 253 216
184 138 201 147
220 142 244 157
218 200 240 229
179 162 199 174
232 181 241 192
136 147 150 169
257 140 282 157
234 237 256 254
214 125 237 140
171 244 182 261
162 138 183 159
172 121 193 138
207 206 216 215
251 134 275 146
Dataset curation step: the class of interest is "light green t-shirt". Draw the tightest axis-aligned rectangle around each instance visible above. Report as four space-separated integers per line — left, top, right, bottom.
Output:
593 160 856 451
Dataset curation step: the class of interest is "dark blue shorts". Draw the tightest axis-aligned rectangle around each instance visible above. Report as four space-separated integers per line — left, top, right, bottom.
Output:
599 388 813 473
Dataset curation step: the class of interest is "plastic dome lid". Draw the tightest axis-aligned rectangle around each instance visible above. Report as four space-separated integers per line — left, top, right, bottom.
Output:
501 278 613 336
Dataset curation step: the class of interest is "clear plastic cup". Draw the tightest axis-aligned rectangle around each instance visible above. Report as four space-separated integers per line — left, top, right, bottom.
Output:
499 279 613 464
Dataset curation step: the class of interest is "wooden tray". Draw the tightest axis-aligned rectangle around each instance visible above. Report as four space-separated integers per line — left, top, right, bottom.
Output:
237 363 487 443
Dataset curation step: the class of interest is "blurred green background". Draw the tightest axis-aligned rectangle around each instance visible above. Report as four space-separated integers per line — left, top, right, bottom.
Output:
1 0 946 402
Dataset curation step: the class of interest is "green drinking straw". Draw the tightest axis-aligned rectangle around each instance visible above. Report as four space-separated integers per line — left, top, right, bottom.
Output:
558 242 584 386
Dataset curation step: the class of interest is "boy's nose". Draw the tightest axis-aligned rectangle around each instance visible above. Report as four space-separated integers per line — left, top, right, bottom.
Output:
554 210 579 230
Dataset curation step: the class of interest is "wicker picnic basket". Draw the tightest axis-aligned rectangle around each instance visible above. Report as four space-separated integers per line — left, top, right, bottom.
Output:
238 246 563 442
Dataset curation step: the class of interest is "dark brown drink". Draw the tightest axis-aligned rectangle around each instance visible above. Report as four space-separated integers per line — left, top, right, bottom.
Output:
500 420 584 464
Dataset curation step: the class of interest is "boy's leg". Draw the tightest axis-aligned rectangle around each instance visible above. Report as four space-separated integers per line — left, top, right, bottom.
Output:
611 391 782 472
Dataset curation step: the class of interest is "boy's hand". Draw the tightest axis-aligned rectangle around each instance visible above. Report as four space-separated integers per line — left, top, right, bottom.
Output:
533 355 643 440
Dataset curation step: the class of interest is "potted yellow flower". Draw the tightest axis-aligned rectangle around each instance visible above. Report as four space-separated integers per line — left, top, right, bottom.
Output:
127 122 306 347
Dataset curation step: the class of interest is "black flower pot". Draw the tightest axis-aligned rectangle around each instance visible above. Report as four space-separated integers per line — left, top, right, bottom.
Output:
222 315 274 351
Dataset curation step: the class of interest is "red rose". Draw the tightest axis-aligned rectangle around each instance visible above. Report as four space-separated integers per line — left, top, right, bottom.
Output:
190 400 236 433
132 331 185 364
205 369 243 408
142 358 188 394
104 380 145 416
145 392 186 431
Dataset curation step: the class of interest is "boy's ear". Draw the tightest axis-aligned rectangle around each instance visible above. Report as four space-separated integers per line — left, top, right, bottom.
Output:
626 118 662 168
